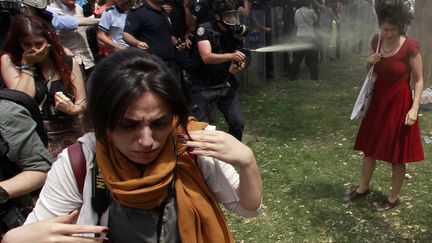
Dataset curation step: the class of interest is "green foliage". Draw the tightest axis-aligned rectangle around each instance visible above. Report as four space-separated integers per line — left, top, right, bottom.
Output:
217 54 432 242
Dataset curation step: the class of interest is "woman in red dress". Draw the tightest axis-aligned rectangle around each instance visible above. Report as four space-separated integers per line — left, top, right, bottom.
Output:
345 0 424 211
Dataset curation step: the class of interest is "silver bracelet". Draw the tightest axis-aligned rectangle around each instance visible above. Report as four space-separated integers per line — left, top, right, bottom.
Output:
16 64 35 71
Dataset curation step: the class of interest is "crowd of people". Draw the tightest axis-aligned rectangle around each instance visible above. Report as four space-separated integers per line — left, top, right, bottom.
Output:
0 0 426 241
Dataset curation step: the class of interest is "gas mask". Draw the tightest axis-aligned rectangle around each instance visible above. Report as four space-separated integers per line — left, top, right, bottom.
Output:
219 10 248 36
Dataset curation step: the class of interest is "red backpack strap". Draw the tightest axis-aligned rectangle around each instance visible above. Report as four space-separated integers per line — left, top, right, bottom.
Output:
67 142 87 195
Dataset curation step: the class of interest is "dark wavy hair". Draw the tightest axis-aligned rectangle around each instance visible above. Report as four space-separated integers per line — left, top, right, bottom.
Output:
375 0 413 35
1 15 74 92
82 49 190 144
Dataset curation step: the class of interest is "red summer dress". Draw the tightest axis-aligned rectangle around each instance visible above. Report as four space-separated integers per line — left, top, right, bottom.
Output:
354 35 425 163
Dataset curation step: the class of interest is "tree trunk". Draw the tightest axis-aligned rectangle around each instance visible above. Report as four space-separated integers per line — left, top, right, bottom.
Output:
409 0 432 87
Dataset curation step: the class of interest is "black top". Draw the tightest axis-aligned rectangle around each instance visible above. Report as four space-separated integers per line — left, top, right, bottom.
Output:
33 55 75 121
166 0 187 38
124 1 175 61
189 21 243 86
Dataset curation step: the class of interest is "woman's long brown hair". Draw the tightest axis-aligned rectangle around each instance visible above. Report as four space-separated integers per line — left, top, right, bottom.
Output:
2 15 75 94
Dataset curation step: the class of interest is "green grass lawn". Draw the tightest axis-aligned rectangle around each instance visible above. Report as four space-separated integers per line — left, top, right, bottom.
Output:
217 53 432 242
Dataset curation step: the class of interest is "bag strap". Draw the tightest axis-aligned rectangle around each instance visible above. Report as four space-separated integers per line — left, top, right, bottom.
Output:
91 159 110 225
375 34 381 54
369 34 381 73
67 142 87 195
67 142 110 225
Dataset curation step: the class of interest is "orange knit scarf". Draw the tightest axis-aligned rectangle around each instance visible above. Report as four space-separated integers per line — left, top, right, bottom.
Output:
95 119 234 243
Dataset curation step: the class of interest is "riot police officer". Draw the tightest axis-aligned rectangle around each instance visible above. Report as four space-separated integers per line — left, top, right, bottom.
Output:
188 0 248 141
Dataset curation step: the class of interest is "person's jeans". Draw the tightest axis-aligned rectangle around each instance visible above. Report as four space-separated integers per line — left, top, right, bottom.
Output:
290 37 319 80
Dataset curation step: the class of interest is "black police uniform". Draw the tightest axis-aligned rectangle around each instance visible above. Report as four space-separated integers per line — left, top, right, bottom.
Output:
188 20 245 141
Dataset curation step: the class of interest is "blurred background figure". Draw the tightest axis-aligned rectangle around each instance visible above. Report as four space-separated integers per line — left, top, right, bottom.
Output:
123 0 180 84
47 0 99 78
290 0 319 81
96 0 130 56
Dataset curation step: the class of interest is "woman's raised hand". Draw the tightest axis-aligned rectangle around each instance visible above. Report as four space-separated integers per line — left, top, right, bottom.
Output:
21 43 50 65
180 130 255 168
366 52 383 66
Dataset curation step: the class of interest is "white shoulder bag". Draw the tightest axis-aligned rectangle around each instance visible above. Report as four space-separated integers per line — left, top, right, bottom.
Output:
351 34 381 120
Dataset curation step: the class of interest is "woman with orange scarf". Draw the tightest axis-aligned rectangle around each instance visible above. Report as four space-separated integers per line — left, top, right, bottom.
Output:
22 48 263 243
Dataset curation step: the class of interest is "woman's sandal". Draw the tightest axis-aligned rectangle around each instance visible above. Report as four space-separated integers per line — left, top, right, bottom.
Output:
343 188 370 202
375 198 400 212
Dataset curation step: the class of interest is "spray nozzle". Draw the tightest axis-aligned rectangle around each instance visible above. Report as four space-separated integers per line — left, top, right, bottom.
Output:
239 48 251 56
